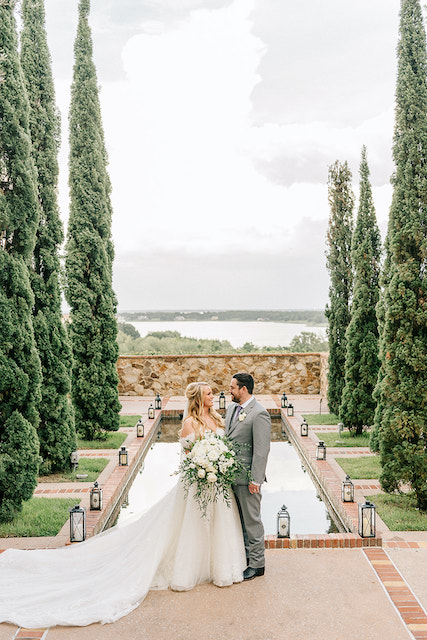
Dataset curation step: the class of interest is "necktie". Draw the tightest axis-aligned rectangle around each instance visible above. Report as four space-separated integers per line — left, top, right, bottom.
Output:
234 405 242 422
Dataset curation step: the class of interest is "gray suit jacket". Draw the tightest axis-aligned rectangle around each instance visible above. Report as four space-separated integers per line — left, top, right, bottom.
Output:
225 398 271 485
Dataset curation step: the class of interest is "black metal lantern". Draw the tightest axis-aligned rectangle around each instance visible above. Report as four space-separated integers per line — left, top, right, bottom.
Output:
316 440 327 460
338 422 344 437
69 504 86 542
136 418 145 437
358 500 376 538
70 451 79 471
300 418 309 437
341 475 354 502
281 393 288 408
218 391 226 411
277 504 290 538
90 481 103 510
148 404 155 419
287 403 294 417
119 446 129 466
155 393 162 410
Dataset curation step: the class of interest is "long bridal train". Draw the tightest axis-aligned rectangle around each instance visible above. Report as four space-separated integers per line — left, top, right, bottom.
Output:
0 475 245 628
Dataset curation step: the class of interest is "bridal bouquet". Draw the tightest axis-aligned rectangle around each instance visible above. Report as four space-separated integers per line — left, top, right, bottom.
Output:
178 431 249 516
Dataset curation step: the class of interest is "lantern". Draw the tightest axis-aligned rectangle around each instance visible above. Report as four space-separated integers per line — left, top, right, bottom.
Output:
358 501 376 538
218 391 226 411
338 422 344 436
281 393 288 408
69 504 86 542
70 451 79 471
90 481 103 510
287 403 294 417
300 418 309 437
277 504 290 538
316 440 327 460
136 418 145 437
119 446 129 466
148 404 155 419
155 393 162 410
341 475 354 502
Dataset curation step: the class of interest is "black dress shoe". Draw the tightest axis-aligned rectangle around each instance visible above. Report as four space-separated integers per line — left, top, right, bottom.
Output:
243 566 265 580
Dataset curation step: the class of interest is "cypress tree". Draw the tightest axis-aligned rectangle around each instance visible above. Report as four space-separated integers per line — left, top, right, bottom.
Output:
20 0 76 473
373 0 427 510
65 0 121 440
0 0 42 520
325 161 354 415
339 147 381 434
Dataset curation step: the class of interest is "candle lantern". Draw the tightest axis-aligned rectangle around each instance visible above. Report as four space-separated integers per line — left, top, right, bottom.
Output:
338 422 344 436
218 391 226 411
281 393 288 408
119 446 129 466
277 504 290 538
69 504 86 542
155 393 162 410
148 404 155 419
70 451 79 471
287 403 294 417
341 475 354 502
90 481 103 510
136 418 145 438
300 418 309 437
316 440 327 460
358 500 376 538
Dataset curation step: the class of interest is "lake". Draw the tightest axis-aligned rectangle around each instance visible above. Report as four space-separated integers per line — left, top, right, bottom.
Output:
130 321 326 349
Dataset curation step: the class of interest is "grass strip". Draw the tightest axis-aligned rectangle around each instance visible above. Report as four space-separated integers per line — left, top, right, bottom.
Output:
366 493 427 531
334 455 381 479
0 497 79 538
38 457 109 483
315 431 371 448
302 413 339 425
77 430 127 449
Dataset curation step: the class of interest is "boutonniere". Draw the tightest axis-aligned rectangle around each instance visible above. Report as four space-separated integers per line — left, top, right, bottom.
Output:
238 411 247 422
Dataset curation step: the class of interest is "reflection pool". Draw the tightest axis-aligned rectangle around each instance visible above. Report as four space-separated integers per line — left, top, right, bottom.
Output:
116 419 338 535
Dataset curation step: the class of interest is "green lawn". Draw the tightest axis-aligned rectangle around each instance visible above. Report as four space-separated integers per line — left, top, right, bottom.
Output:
0 497 79 537
303 413 339 425
119 415 140 429
77 431 127 450
38 457 109 483
334 455 381 479
367 493 427 531
315 430 371 448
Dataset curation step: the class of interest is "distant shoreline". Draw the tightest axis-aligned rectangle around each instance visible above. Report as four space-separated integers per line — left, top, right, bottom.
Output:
118 310 327 325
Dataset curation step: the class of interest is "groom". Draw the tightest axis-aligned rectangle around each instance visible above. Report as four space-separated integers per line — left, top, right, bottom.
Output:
225 372 271 580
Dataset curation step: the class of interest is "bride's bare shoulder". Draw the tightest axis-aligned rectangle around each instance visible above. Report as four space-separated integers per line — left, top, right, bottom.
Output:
181 417 196 438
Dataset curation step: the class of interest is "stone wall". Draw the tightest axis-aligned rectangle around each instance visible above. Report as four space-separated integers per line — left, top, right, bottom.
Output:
117 353 326 396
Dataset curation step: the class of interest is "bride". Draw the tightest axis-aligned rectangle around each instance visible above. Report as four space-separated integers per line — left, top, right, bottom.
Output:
0 382 246 628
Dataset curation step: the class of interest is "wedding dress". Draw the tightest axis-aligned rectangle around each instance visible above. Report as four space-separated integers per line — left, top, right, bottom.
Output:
0 427 245 628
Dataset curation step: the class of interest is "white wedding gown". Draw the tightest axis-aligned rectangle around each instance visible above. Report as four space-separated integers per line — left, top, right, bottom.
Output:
0 428 245 628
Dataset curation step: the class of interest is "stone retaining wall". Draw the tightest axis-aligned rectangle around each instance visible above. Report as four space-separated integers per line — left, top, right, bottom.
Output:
117 353 326 396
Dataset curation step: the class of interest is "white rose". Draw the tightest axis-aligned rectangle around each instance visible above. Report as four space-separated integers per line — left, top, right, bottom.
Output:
197 468 206 478
207 472 217 483
189 463 196 469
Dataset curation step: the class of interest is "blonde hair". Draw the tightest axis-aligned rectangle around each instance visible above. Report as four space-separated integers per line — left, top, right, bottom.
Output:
180 381 224 440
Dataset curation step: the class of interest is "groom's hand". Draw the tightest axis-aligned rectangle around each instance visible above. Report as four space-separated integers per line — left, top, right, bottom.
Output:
248 482 260 494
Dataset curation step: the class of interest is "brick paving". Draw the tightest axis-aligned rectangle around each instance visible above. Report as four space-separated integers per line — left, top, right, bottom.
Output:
1 394 427 639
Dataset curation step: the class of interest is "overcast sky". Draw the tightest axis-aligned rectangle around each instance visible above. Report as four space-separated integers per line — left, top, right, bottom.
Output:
43 0 401 311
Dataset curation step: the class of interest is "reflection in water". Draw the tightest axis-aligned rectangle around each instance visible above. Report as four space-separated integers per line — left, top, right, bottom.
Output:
116 418 338 535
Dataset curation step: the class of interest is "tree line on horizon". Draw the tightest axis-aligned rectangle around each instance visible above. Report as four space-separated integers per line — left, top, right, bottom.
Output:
326 0 427 511
0 0 119 522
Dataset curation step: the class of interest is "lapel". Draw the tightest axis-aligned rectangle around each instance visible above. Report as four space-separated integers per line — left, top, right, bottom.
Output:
227 397 256 437
226 402 239 435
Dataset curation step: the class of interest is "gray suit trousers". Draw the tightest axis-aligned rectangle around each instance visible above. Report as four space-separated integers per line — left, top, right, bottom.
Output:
233 484 265 568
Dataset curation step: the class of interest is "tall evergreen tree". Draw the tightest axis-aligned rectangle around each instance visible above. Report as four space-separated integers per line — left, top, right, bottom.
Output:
0 0 42 520
325 161 354 415
20 0 76 473
65 0 120 440
373 0 427 510
339 147 381 434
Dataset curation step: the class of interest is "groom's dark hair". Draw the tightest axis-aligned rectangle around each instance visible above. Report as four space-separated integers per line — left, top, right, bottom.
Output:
233 372 254 394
